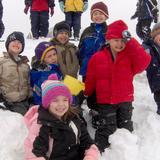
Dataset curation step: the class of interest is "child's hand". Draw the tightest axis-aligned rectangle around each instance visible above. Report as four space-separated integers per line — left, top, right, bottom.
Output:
24 5 30 14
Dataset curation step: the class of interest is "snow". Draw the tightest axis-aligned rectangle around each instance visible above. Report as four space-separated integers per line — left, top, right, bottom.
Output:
0 0 160 160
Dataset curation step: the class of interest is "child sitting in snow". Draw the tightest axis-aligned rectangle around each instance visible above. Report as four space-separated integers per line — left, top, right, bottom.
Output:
84 20 151 152
24 74 100 160
50 21 79 78
0 32 32 115
30 41 62 105
142 22 160 115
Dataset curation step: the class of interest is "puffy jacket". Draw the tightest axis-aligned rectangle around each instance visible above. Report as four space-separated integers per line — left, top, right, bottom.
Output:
78 22 107 76
142 39 160 92
59 0 88 12
50 38 79 78
24 106 100 160
0 52 31 102
25 0 55 11
30 62 62 105
84 38 151 104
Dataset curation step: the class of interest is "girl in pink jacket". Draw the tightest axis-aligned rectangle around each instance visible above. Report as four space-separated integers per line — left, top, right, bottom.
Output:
24 74 99 160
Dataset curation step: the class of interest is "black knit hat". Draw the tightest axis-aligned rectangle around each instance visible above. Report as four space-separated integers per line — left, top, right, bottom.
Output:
53 21 70 37
5 31 25 54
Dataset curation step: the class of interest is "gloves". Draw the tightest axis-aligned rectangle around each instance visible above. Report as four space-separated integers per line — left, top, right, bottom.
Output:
24 5 30 14
122 30 132 42
77 90 87 106
59 1 65 12
83 2 88 12
50 7 54 17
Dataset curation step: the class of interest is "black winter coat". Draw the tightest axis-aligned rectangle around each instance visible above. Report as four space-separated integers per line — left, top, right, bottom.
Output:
142 39 160 92
32 107 94 160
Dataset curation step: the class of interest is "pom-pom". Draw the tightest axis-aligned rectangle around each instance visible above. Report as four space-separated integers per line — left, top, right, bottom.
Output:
48 74 58 80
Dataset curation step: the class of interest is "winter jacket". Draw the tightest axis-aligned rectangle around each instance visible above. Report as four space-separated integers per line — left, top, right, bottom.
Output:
50 38 79 78
25 0 55 11
78 22 107 76
142 39 160 92
24 106 100 160
59 0 88 12
0 52 31 102
30 62 62 105
84 38 151 104
132 0 158 21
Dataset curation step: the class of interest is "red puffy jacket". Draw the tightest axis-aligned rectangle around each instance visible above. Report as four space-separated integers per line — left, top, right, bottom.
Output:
84 38 151 104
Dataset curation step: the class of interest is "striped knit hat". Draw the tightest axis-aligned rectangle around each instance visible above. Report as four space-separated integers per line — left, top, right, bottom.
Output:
42 74 72 109
35 41 56 62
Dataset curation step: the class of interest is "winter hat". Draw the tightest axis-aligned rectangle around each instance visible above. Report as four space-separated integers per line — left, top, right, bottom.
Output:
42 74 72 109
5 31 25 53
91 2 109 19
53 21 70 37
106 20 128 40
151 22 160 39
35 41 56 62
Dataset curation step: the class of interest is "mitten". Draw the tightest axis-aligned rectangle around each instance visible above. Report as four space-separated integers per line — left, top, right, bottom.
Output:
77 90 87 106
122 30 132 42
83 2 88 12
130 13 138 20
24 5 30 14
59 1 65 12
50 7 54 17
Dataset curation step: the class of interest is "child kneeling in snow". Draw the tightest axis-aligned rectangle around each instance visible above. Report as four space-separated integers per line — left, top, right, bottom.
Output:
24 74 99 160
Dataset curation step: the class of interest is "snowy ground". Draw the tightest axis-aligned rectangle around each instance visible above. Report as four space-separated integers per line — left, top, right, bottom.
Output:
1 0 160 159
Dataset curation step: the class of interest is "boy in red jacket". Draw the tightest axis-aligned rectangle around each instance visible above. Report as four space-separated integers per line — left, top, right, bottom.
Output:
24 0 55 39
84 20 151 152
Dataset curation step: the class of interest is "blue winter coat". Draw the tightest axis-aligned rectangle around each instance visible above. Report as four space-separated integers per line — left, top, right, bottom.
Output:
30 63 62 105
142 39 160 92
78 22 107 77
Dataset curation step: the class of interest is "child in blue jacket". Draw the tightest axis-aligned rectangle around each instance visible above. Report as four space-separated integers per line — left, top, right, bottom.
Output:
30 41 62 105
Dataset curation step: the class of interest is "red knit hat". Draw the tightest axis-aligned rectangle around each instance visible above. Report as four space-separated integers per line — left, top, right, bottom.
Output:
106 20 128 40
91 2 109 19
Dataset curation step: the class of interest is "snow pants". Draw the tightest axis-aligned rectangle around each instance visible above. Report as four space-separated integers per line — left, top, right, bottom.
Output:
154 90 160 114
65 11 81 38
136 19 152 40
95 102 133 152
30 11 49 38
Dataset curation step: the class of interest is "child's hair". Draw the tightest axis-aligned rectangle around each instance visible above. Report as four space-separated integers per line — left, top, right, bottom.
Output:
35 41 57 62
41 74 80 120
90 2 109 20
53 21 71 37
5 31 25 53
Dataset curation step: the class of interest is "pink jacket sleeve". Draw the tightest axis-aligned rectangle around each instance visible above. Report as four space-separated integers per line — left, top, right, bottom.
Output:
83 144 100 160
24 106 43 160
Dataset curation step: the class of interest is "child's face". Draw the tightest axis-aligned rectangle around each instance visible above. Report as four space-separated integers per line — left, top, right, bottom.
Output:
92 11 107 24
48 95 69 119
109 39 126 54
56 31 69 44
8 40 22 55
154 34 160 46
43 49 58 64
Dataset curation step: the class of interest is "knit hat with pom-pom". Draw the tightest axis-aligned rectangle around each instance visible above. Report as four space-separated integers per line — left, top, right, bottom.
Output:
41 74 72 109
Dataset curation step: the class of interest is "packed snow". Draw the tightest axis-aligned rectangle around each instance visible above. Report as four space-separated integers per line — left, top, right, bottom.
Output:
0 0 160 160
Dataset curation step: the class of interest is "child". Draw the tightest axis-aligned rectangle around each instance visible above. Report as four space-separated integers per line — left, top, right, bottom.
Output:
0 32 32 115
24 74 99 160
50 21 79 78
78 2 108 123
84 20 151 151
30 41 62 105
24 0 55 39
0 0 4 39
142 22 160 115
58 0 88 40
131 0 158 40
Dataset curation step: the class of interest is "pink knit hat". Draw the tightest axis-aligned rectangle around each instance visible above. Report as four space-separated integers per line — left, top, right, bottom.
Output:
41 74 72 109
